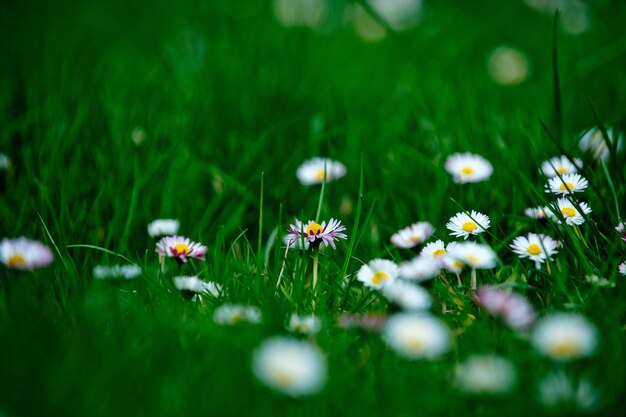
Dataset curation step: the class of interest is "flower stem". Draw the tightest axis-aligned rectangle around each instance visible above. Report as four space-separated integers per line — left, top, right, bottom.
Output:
312 251 319 291
470 268 477 290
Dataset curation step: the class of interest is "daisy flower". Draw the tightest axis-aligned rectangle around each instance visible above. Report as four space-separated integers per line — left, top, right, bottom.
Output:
448 242 497 288
445 153 493 184
390 221 434 249
283 234 309 250
537 372 599 412
420 240 462 274
383 313 451 360
253 337 327 397
147 219 180 238
510 233 559 269
0 237 53 270
288 313 321 335
524 206 553 223
0 152 11 171
454 354 517 395
357 258 399 289
155 235 207 262
545 173 588 196
93 264 141 280
619 262 626 276
552 198 592 225
286 218 347 250
296 157 346 186
398 256 440 282
584 275 615 288
173 276 222 298
615 221 626 242
446 211 490 240
578 126 624 162
539 155 582 177
382 280 432 311
474 286 536 331
531 313 598 362
214 304 262 325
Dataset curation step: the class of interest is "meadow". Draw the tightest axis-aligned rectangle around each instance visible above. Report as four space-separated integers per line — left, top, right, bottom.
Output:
2 0 626 416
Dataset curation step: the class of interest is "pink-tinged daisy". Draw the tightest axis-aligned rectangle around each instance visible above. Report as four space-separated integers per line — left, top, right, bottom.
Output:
296 157 346 186
155 235 207 262
0 237 53 270
390 222 434 249
552 198 592 226
446 211 490 240
475 286 536 331
545 174 588 196
539 155 582 177
510 233 559 269
615 221 626 243
286 218 347 250
445 153 493 184
619 262 626 276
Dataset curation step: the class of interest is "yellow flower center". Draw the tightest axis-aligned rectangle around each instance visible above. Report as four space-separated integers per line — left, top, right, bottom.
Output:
548 340 580 359
172 243 190 255
272 370 295 387
462 221 477 232
561 207 576 218
7 254 26 267
466 255 479 265
559 182 574 191
292 323 309 332
372 271 389 285
557 166 567 174
454 261 464 269
410 235 422 242
306 222 324 236
405 337 425 352
527 244 541 256
433 248 447 257
228 314 243 324
315 169 326 182
461 167 474 175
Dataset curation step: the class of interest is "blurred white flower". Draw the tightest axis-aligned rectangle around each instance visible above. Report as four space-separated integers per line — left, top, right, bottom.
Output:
487 47 529 85
93 264 141 280
296 157 346 186
399 256 440 283
214 304 262 325
367 0 422 31
390 221 434 249
619 261 626 276
578 126 624 162
173 276 222 297
538 372 599 411
540 155 583 177
454 355 517 395
475 286 536 331
445 153 493 184
448 242 497 270
253 337 326 397
382 280 432 311
0 152 11 171
531 313 598 362
288 313 321 335
148 219 180 238
383 313 451 359
1 237 53 271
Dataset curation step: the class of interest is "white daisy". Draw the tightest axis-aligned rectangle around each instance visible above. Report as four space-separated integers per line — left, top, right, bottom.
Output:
584 275 615 288
383 313 451 359
578 126 624 162
510 233 559 269
445 153 493 184
446 211 490 240
286 218 347 250
93 264 141 280
552 198 592 225
296 157 346 186
382 280 432 311
420 240 462 273
545 173 588 196
524 206 554 222
253 337 326 397
155 235 207 262
475 286 536 331
147 219 180 238
398 256 440 282
448 242 497 270
288 313 321 335
619 261 626 276
283 234 309 250
531 313 598 362
173 276 222 297
357 258 399 289
214 304 262 325
537 372 599 412
390 221 434 249
0 237 53 270
454 354 517 395
539 155 583 177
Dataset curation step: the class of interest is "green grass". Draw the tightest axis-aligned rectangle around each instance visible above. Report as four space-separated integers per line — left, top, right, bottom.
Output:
2 0 626 415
